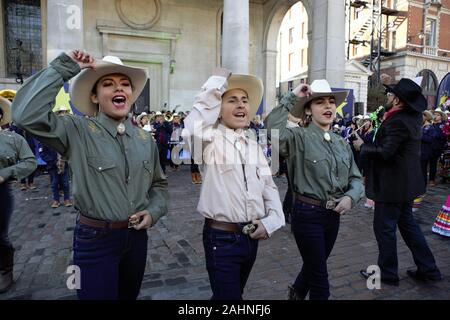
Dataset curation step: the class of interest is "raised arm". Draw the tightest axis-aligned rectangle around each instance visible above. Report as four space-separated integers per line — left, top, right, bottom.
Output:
265 84 310 158
12 50 94 155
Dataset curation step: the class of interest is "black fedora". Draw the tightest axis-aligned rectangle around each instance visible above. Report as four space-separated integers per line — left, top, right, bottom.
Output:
383 78 427 112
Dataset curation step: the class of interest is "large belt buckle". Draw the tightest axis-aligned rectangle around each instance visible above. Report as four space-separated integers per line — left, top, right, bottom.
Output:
326 200 336 210
128 216 140 229
242 223 256 235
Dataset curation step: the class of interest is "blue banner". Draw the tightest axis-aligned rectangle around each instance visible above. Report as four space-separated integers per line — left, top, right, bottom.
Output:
436 72 450 111
332 87 354 117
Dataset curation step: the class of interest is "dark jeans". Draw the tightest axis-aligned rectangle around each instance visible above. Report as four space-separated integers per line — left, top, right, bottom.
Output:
374 202 441 282
49 166 70 201
72 217 148 300
291 200 340 300
191 162 200 173
429 154 440 182
282 174 293 224
203 221 259 300
158 146 169 174
0 183 14 250
420 158 430 189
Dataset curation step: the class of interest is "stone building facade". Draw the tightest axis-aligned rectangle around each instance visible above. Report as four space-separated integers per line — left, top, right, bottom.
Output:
0 0 347 113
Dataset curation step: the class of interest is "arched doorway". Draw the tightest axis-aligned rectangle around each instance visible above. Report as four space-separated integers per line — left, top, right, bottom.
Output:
417 69 438 109
275 2 309 104
263 0 313 112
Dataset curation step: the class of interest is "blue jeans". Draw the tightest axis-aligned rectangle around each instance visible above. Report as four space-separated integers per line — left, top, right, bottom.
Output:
49 166 70 201
291 200 340 300
72 217 148 300
0 183 14 250
374 202 441 282
203 221 259 300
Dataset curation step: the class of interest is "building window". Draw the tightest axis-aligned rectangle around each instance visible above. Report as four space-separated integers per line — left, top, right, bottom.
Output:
288 80 293 92
288 53 294 71
301 22 305 39
301 49 304 68
425 18 436 47
417 69 438 108
4 0 42 79
289 27 294 44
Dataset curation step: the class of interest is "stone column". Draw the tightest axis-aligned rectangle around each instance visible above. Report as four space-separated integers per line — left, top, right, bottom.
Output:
46 0 84 64
263 49 278 112
222 0 249 74
309 0 346 87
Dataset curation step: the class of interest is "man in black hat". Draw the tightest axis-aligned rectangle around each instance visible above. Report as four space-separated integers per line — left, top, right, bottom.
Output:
353 78 441 286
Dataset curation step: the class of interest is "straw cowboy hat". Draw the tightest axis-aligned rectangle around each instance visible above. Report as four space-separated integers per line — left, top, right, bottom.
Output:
223 74 264 118
290 79 349 118
0 96 12 126
69 56 148 116
422 110 434 123
384 78 427 112
433 108 447 120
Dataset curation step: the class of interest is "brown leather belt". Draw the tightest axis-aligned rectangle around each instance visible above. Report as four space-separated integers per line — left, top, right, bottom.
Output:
205 218 256 235
79 214 130 229
295 194 337 210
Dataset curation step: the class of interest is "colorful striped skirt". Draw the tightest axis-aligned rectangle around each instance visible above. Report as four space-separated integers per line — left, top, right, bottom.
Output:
432 196 450 237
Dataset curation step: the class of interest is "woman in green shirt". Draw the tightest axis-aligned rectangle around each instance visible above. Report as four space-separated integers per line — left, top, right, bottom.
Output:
0 96 37 293
266 80 364 300
12 50 169 300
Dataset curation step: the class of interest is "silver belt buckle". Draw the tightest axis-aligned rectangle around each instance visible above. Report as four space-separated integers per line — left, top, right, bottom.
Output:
326 200 336 210
242 224 256 235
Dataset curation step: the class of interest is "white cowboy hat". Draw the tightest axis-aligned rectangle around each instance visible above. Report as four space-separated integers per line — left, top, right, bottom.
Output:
136 112 149 123
0 96 12 126
290 79 349 118
69 56 148 116
433 108 447 120
154 111 163 116
223 74 264 118
357 115 372 127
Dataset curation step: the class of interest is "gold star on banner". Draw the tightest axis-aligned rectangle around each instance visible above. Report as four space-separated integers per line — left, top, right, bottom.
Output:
336 101 346 117
53 87 73 114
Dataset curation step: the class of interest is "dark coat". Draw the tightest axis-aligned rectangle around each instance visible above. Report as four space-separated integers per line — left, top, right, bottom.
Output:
360 109 425 202
421 124 437 161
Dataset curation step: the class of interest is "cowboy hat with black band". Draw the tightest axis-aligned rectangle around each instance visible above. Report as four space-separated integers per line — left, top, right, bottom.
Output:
0 96 11 126
383 78 427 112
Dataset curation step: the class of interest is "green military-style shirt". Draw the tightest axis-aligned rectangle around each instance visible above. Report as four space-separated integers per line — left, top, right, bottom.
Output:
0 130 37 181
12 53 169 223
266 92 364 205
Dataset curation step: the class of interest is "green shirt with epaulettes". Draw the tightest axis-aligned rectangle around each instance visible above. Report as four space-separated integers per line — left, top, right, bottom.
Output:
265 92 364 206
12 53 169 223
0 130 37 181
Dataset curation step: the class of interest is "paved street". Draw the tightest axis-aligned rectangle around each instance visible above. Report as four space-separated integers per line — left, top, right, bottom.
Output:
0 165 449 300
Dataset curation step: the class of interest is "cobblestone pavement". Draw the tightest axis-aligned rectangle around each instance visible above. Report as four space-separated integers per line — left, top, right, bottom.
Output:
0 165 449 300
